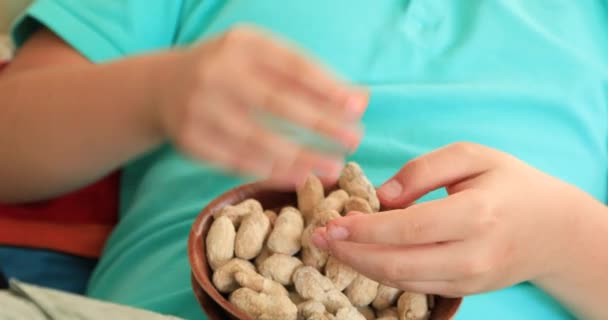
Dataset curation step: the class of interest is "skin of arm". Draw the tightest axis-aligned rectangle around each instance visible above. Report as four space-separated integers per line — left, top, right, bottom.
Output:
532 199 608 320
0 29 175 203
0 26 366 204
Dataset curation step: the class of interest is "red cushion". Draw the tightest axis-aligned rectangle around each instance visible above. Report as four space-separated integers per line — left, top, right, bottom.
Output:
0 172 119 258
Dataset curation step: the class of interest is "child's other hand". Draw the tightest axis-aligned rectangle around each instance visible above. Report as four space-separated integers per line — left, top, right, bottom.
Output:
154 25 367 187
313 142 600 296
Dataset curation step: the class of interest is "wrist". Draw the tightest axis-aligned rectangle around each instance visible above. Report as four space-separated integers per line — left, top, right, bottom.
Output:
532 189 607 292
144 49 187 143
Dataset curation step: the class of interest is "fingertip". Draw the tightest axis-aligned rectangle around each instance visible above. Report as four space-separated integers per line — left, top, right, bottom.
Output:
336 126 363 153
326 223 349 241
344 88 369 119
325 217 340 229
315 160 343 186
311 229 329 250
328 212 363 236
326 214 353 228
377 179 406 208
378 179 403 199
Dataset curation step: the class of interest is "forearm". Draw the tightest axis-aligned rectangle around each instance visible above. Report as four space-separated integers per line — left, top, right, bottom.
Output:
0 51 178 203
534 197 608 319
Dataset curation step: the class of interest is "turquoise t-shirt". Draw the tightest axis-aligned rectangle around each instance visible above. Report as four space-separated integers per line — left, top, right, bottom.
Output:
14 1 608 319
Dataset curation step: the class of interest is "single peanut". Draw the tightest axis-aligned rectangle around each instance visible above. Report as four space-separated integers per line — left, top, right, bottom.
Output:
297 175 325 224
313 190 349 220
344 196 373 214
338 162 379 212
259 253 303 286
206 216 236 270
230 287 297 320
235 210 271 260
345 274 379 307
372 285 403 310
397 292 429 320
267 207 304 255
324 256 357 291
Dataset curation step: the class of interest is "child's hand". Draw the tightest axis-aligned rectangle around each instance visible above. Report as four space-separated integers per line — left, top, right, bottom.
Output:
312 142 601 297
155 26 367 187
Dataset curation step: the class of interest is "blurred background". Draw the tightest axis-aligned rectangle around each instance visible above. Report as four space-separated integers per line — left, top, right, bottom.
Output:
0 0 30 32
1 0 31 59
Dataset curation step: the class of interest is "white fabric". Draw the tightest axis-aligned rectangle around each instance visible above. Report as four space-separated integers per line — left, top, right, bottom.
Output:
0 280 184 320
0 35 12 60
0 0 32 32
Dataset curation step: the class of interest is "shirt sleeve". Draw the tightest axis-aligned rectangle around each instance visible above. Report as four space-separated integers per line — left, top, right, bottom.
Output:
11 0 184 63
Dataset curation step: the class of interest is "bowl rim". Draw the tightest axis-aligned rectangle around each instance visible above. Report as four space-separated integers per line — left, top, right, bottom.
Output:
188 183 258 320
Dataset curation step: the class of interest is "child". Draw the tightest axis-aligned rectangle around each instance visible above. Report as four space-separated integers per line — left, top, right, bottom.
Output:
1 1 607 319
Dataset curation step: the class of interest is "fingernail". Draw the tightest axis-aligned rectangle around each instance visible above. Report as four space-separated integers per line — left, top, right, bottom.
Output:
327 224 349 240
378 180 403 200
311 232 329 250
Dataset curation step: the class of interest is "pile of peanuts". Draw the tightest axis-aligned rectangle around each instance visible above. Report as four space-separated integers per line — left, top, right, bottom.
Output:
206 163 432 320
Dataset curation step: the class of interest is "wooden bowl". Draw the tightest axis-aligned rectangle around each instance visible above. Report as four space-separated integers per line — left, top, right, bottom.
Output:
188 182 462 320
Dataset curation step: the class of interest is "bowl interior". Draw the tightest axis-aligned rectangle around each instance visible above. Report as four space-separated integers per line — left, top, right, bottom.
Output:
188 182 462 320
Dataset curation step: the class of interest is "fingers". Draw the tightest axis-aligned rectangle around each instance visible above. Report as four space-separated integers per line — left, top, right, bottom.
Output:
377 142 502 208
233 68 363 150
326 241 465 282
260 141 342 188
207 95 344 186
235 115 344 186
270 148 343 186
314 231 489 296
322 191 481 246
181 101 273 177
220 27 367 150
